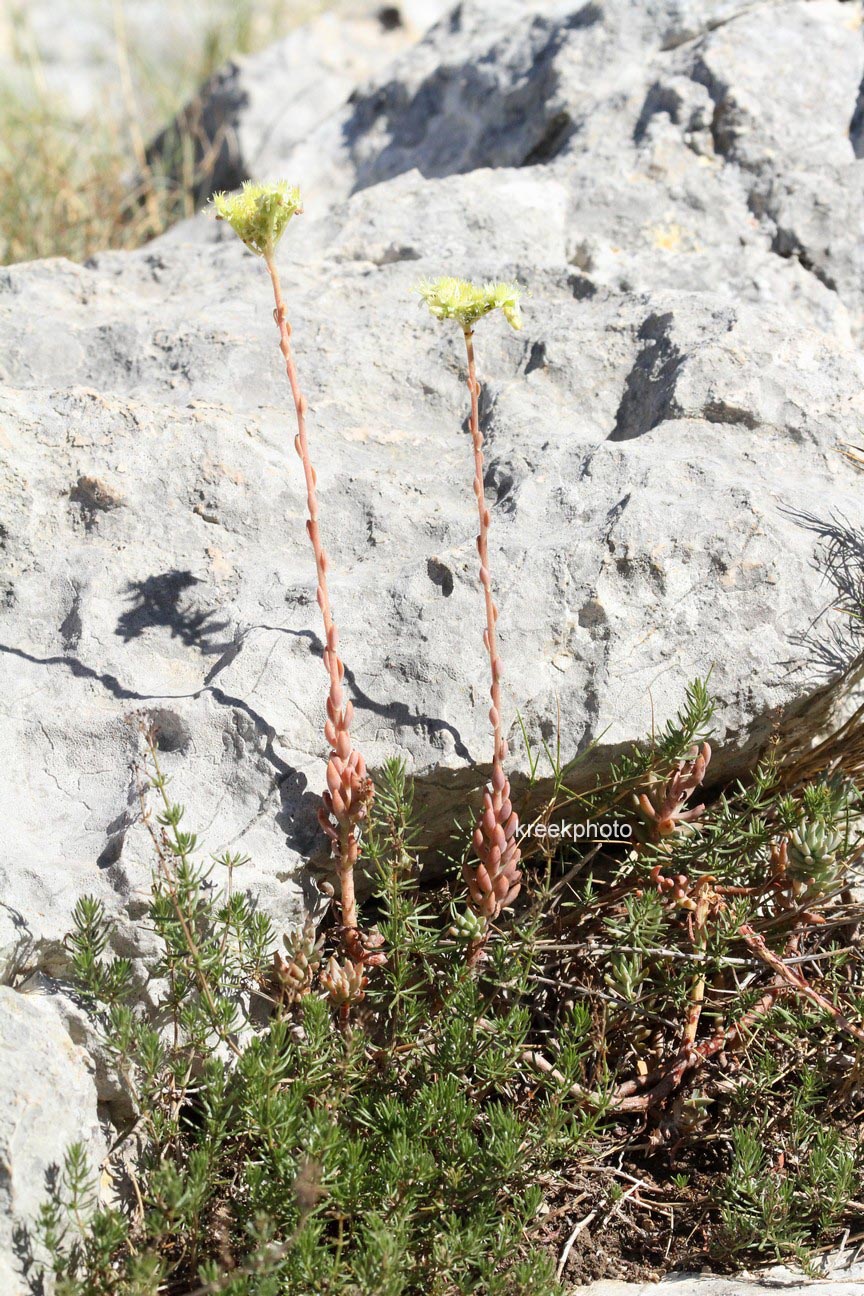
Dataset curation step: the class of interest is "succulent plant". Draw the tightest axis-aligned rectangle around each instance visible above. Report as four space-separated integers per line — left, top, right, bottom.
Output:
320 954 368 1007
603 952 646 1002
272 920 322 1003
418 276 524 962
212 181 372 956
634 743 712 845
675 1089 713 1136
448 904 488 942
786 821 844 894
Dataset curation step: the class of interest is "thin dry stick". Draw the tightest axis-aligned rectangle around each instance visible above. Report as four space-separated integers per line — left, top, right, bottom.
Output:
264 253 372 945
521 1049 605 1107
557 1183 643 1280
462 326 522 961
739 923 864 1044
556 1207 598 1279
681 880 716 1053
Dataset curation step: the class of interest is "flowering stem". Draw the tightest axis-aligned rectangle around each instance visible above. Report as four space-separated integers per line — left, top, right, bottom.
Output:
338 824 357 934
264 253 366 937
464 328 505 774
460 328 522 964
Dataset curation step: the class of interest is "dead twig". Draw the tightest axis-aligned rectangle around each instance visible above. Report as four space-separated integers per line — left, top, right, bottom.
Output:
739 924 864 1045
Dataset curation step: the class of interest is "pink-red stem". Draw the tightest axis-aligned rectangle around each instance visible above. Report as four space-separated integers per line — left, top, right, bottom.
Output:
464 328 505 775
461 328 522 963
265 254 361 933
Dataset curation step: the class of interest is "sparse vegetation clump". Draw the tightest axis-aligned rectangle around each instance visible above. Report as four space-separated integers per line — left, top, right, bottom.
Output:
43 741 568 1296
37 683 864 1292
0 93 182 265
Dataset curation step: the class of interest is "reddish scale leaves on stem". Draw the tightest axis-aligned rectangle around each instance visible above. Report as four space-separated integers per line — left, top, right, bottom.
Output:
264 254 373 971
466 765 522 919
415 278 524 956
636 742 712 842
213 185 378 1004
461 328 522 943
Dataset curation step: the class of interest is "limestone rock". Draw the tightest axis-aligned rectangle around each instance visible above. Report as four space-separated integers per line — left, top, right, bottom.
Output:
574 1253 864 1292
146 2 452 204
2 1 864 1279
2 186 863 980
0 986 105 1294
2 0 864 980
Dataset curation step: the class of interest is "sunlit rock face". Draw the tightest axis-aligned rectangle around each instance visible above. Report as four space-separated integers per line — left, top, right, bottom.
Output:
1 3 863 1282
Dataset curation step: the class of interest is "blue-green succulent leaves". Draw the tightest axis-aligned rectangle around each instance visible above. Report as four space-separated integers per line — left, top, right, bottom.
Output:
212 181 303 258
417 276 523 332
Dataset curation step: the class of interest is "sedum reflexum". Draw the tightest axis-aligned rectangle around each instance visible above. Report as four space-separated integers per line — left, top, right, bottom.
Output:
213 182 373 988
418 276 523 962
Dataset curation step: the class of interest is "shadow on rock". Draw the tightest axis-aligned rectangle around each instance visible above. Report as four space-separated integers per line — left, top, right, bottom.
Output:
115 570 230 656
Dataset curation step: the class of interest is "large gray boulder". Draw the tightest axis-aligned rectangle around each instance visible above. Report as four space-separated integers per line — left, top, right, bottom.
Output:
2 0 864 1279
145 1 452 202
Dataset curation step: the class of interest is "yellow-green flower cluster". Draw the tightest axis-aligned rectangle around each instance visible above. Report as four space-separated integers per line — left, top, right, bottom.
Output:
417 277 523 331
212 181 302 257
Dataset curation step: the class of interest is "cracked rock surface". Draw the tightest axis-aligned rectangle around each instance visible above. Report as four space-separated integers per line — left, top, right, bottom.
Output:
2 0 864 1284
